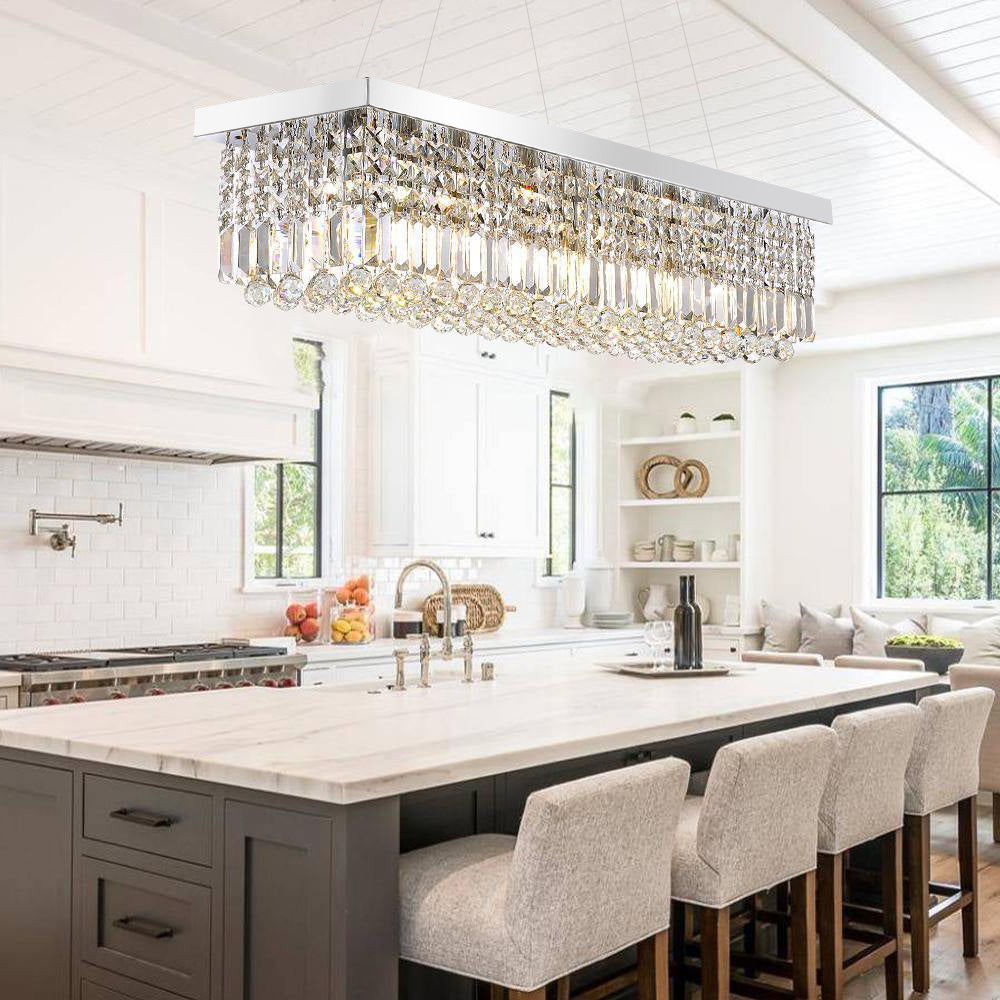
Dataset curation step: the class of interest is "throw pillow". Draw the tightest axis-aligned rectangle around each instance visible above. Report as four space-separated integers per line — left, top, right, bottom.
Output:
850 607 925 657
761 600 841 652
799 604 854 660
927 615 1000 666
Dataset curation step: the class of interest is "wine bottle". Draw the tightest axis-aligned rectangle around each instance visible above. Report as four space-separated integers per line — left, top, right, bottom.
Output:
673 576 693 670
689 575 704 669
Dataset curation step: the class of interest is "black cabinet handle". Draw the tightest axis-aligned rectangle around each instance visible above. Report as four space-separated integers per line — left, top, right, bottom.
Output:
480 351 497 360
479 531 496 539
110 807 176 828
113 916 175 940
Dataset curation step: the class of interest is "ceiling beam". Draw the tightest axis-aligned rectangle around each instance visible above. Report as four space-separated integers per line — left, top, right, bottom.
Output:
0 0 300 98
717 0 1000 207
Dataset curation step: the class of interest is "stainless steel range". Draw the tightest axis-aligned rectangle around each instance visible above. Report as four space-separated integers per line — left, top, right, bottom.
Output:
0 643 305 707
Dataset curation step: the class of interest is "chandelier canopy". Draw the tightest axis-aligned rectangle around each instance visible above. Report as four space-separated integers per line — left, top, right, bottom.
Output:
197 79 832 365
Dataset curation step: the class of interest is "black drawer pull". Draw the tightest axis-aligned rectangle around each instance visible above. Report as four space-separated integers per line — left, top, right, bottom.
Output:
113 916 175 940
110 807 176 828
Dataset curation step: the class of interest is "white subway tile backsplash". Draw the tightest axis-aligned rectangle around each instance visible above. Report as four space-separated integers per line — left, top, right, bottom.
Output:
73 480 110 499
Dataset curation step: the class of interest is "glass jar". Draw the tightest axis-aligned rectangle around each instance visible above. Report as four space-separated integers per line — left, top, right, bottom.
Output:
284 588 324 645
329 570 375 645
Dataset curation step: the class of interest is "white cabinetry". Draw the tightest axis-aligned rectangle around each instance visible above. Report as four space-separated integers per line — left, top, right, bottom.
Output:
373 333 547 557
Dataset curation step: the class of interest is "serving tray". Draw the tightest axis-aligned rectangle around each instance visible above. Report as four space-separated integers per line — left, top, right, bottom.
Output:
599 661 731 677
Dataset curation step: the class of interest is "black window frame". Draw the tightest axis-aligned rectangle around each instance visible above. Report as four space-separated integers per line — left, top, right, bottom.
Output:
546 389 576 577
877 374 996 599
254 338 325 581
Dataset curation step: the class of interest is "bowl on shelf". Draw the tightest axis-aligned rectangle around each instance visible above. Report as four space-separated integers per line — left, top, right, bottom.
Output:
591 611 635 630
672 540 695 562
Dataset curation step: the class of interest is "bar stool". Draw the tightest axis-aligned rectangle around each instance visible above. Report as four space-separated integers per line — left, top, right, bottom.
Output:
815 703 920 1000
740 651 824 666
903 687 994 993
950 665 1000 842
670 725 836 1000
399 757 690 999
833 654 925 671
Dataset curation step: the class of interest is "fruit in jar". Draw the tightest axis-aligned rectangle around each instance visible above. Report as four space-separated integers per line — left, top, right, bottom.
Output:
284 624 301 639
345 629 364 643
304 602 319 619
353 587 370 606
335 587 352 603
331 631 345 643
299 617 320 642
333 618 351 634
286 604 307 624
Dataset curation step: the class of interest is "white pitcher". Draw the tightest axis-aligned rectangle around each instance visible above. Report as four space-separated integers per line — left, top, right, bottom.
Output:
635 584 670 622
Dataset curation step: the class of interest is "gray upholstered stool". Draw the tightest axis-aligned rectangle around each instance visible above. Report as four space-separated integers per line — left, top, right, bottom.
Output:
902 687 994 993
950 665 1000 842
833 654 925 671
670 725 836 1000
399 757 690 999
740 651 824 667
815 704 920 1000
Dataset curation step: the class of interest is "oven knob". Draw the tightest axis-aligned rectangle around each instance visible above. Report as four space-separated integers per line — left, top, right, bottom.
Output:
236 680 254 688
192 683 210 692
258 678 277 688
109 690 128 700
216 681 234 690
68 694 87 704
277 677 296 688
42 697 61 707
147 688 166 697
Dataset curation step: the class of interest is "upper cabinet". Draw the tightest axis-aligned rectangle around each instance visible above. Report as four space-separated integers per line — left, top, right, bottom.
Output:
372 330 548 558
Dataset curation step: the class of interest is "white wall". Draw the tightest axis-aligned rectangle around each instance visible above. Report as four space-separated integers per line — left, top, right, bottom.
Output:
766 331 1000 611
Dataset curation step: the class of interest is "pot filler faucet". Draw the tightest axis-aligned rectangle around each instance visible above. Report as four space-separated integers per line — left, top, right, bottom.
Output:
392 559 474 690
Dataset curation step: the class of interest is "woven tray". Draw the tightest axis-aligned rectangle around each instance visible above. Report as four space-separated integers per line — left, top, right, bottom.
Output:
423 583 517 634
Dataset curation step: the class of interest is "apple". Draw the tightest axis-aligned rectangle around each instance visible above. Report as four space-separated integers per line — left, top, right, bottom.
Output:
286 604 307 624
283 624 301 638
304 602 319 619
299 617 320 642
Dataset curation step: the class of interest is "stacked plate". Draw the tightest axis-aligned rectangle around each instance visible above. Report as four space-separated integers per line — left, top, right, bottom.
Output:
591 611 635 630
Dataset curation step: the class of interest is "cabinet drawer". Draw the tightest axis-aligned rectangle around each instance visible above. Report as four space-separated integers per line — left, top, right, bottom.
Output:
84 775 212 866
83 982 139 1000
79 858 211 1000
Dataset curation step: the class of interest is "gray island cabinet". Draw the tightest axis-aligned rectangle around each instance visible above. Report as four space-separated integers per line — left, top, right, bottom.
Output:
0 661 940 1000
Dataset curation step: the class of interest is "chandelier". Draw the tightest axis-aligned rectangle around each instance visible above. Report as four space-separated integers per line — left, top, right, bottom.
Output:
196 79 832 364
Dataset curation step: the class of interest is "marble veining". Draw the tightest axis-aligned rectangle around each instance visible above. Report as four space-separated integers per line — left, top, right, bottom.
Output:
0 661 939 804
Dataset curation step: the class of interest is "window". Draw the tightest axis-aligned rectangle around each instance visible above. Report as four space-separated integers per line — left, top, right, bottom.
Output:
547 390 576 576
878 376 1000 600
253 340 325 580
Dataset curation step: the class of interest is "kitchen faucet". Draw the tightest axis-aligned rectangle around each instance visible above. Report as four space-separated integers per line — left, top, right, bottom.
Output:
392 560 474 689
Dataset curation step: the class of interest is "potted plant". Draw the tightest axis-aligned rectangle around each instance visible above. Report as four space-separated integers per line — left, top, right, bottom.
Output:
711 412 737 434
884 634 964 675
675 412 697 435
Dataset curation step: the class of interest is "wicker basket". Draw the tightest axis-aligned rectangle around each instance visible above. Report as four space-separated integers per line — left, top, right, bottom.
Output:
423 584 516 634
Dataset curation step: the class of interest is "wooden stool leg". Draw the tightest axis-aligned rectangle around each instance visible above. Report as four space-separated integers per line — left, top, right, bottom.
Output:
905 813 932 994
790 870 818 1000
958 795 980 958
775 881 790 958
881 828 904 1000
993 793 1000 845
509 990 544 999
671 901 687 998
638 929 670 1000
555 978 570 1000
817 853 843 1000
742 894 758 978
699 905 730 1000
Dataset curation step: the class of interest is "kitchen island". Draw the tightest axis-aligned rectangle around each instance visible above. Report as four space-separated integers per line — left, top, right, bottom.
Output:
0 659 939 1000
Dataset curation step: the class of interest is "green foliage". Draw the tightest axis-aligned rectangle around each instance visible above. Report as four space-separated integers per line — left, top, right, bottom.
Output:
882 378 998 600
886 635 963 649
713 413 735 421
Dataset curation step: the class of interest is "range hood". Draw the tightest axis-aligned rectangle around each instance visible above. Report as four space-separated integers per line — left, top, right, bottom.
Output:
0 346 317 465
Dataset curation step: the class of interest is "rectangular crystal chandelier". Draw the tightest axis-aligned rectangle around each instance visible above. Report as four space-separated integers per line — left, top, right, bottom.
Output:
196 79 832 364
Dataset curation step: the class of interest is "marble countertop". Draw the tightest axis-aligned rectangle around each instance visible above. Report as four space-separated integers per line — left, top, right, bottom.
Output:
0 660 938 805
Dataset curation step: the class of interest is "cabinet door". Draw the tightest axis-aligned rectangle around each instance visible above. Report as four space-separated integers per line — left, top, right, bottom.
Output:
0 758 73 1000
475 336 542 375
223 803 333 1000
479 380 545 553
415 368 481 548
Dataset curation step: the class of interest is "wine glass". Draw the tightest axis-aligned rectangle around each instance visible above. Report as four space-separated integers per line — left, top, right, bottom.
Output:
643 620 673 669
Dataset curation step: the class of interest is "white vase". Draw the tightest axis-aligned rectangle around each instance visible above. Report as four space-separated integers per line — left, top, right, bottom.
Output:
711 416 736 434
561 569 586 628
675 415 697 435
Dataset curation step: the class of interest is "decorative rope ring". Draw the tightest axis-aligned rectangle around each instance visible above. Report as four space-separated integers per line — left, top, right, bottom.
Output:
674 458 710 498
637 454 682 499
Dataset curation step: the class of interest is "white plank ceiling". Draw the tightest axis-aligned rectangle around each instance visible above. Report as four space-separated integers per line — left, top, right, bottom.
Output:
1 0 1000 293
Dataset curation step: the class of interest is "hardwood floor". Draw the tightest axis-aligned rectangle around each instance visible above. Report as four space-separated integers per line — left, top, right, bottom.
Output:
842 803 999 1000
